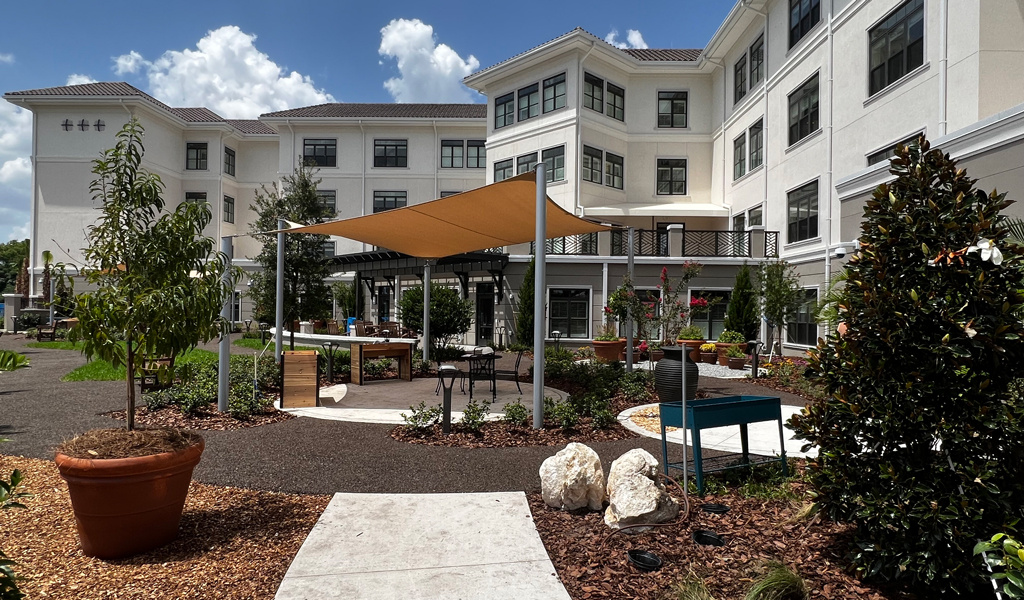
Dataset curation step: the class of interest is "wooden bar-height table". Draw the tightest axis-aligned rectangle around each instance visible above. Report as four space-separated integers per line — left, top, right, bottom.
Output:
350 342 413 385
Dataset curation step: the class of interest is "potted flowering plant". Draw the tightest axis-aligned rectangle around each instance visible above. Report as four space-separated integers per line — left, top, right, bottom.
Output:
699 342 718 364
592 316 625 362
725 344 747 369
714 330 748 366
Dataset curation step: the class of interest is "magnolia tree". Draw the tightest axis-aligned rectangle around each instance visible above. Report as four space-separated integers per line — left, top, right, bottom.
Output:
70 119 237 430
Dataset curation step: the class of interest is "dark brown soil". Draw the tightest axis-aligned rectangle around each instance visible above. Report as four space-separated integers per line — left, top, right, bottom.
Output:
741 375 824 402
55 427 203 459
390 418 638 448
105 404 294 431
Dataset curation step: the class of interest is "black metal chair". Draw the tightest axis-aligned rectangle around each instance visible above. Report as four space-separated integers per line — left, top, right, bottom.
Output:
494 348 525 395
467 353 496 400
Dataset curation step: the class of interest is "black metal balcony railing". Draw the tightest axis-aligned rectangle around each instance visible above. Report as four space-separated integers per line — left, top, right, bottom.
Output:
530 233 599 255
681 230 750 257
611 229 668 257
764 231 779 258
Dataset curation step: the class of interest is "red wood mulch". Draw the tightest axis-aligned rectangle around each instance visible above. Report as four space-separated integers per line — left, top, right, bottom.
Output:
390 418 638 448
740 376 823 403
105 404 294 431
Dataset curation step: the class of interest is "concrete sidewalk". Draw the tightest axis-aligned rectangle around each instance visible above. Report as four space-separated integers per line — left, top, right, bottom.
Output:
275 492 571 600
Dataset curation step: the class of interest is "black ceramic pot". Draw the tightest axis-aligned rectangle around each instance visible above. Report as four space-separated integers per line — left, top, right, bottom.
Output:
654 345 699 403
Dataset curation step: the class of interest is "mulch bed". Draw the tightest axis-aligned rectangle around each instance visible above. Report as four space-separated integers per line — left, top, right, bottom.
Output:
741 376 823 402
528 489 914 600
390 418 638 448
0 454 329 600
105 403 294 431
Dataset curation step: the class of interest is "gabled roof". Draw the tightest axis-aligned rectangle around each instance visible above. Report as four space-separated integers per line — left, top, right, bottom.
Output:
225 119 277 135
4 82 175 111
168 107 224 123
260 103 486 119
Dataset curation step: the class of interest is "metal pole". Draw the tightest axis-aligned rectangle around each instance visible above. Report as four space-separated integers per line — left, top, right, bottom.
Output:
626 226 635 372
423 261 431 364
681 340 690 505
275 219 285 364
49 278 55 325
218 236 233 413
533 163 547 430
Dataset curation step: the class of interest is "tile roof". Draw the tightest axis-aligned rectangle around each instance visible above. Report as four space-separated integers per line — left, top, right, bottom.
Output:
168 107 224 122
261 103 487 119
5 81 174 111
621 48 702 62
225 119 277 135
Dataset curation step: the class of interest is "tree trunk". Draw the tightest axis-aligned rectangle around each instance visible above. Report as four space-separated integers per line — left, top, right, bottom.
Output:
125 338 135 431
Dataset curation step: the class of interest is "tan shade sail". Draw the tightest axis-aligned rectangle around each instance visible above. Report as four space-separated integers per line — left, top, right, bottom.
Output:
281 172 611 259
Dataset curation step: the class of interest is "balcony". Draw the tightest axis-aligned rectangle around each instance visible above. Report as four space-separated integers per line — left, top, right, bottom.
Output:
611 229 668 257
518 229 778 259
530 233 599 255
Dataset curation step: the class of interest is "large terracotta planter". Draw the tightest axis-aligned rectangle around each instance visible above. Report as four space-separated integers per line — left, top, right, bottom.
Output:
55 437 205 559
650 349 665 363
715 343 748 366
593 339 626 362
676 339 706 363
728 356 747 370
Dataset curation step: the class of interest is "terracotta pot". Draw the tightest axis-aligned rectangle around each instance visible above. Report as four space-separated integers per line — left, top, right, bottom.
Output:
593 339 626 362
701 352 718 364
650 349 665 363
55 438 205 559
677 339 706 363
715 343 748 366
728 356 746 370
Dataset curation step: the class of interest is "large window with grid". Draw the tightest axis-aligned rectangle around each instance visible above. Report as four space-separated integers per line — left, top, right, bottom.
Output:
582 146 602 184
543 73 566 113
788 74 819 146
691 290 731 341
467 140 486 168
495 93 515 129
787 181 818 243
517 153 538 175
223 195 234 223
748 204 763 227
656 159 687 195
303 139 336 167
317 190 336 216
441 140 463 168
224 147 235 176
749 120 764 170
605 153 623 190
549 288 590 339
373 191 407 213
494 159 513 182
583 73 604 113
658 92 688 128
869 0 924 96
733 135 746 180
374 139 407 168
518 83 539 121
734 55 747 104
606 83 625 121
750 35 764 86
542 146 565 182
787 288 819 345
322 241 336 258
186 143 208 170
184 192 208 204
790 0 821 48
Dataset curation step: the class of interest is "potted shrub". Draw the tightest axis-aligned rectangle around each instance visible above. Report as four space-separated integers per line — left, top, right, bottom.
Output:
699 343 717 364
677 324 706 361
714 330 748 366
55 119 236 559
725 344 746 369
592 318 624 362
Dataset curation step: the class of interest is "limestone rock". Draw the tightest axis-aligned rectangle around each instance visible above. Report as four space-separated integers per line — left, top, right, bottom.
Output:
539 442 606 511
604 448 678 532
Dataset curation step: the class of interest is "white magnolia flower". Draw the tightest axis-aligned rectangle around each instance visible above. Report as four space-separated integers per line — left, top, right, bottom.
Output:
967 238 1003 265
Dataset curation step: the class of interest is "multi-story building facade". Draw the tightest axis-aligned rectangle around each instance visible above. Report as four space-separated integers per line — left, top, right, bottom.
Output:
6 0 1024 350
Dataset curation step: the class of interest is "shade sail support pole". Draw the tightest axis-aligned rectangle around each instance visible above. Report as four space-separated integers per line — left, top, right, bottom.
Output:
423 261 432 364
218 236 233 413
533 163 547 430
626 226 634 372
275 219 285 364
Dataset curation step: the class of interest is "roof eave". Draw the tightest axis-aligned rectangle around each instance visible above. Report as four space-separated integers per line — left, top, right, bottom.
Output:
257 116 485 124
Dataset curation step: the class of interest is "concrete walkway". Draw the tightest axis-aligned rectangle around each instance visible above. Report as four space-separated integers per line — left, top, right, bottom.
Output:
275 492 571 600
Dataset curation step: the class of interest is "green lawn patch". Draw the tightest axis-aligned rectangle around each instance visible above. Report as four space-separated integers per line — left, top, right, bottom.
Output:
26 341 85 350
60 348 218 382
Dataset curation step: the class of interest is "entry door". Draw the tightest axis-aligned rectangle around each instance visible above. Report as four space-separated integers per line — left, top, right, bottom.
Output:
476 283 495 346
377 287 391 322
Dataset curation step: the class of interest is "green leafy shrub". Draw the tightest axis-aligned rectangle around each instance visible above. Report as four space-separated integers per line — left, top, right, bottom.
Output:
0 351 29 372
401 401 441 431
724 264 760 343
241 330 262 339
398 283 473 352
677 325 704 340
789 138 1024 595
460 397 490 432
717 330 746 344
591 407 616 430
620 370 653 403
974 532 1024 598
502 399 529 426
363 359 390 379
725 345 746 359
744 561 807 600
550 400 579 430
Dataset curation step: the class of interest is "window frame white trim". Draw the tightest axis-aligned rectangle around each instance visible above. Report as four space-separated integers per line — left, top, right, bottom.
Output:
545 284 593 341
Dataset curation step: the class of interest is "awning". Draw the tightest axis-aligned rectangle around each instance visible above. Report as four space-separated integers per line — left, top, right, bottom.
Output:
281 172 611 258
583 202 730 217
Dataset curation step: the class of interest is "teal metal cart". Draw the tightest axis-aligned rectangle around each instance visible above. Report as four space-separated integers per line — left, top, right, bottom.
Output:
658 395 788 494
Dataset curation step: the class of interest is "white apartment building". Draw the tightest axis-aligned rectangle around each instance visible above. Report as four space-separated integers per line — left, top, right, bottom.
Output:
6 0 1024 350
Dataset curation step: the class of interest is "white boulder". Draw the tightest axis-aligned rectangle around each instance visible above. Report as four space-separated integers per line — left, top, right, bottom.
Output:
539 442 606 511
604 448 679 532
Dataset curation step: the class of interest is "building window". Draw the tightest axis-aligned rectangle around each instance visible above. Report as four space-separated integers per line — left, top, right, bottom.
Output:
748 204 763 227
605 152 624 190
582 146 603 184
518 83 539 121
542 73 566 113
374 139 407 168
494 159 514 182
549 288 590 339
223 147 236 176
467 140 486 168
750 35 764 86
658 91 688 128
517 153 538 175
303 138 336 167
749 120 764 170
734 55 747 104
733 213 746 231
495 93 515 129
788 74 819 146
867 134 920 166
441 140 464 168
583 73 604 113
373 191 407 213
317 190 336 215
184 192 208 204
869 0 925 96
223 195 234 223
542 146 565 182
656 159 687 195
606 83 625 121
232 291 241 322
787 288 819 345
322 241 336 258
787 181 819 243
691 290 731 340
790 0 821 48
186 143 208 170
733 135 746 180
440 191 460 198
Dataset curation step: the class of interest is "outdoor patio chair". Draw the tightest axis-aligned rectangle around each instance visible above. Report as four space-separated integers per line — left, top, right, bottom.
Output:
378 321 401 339
434 363 466 396
327 320 340 336
493 347 525 395
467 351 496 401
36 326 56 342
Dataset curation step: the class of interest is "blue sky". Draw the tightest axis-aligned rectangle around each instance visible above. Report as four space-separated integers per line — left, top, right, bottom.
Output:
0 0 733 242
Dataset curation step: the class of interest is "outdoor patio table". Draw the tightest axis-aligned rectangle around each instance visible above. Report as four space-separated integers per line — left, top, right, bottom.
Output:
350 342 412 385
463 353 501 400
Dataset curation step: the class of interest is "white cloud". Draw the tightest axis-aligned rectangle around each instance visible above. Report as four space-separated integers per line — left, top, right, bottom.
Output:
605 29 649 49
0 100 32 242
66 74 98 85
378 18 481 103
8 221 29 242
113 26 334 118
0 157 30 184
0 54 13 64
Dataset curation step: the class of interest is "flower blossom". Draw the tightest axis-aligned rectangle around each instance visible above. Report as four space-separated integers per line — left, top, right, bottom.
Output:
967 238 1003 265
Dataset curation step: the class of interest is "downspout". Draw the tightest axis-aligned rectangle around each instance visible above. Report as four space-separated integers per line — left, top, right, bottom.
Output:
432 120 439 199
938 0 949 135
742 1 770 226
359 120 367 252
575 41 597 216
285 119 295 171
28 104 38 297
218 131 225 242
824 0 835 287
706 58 727 215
